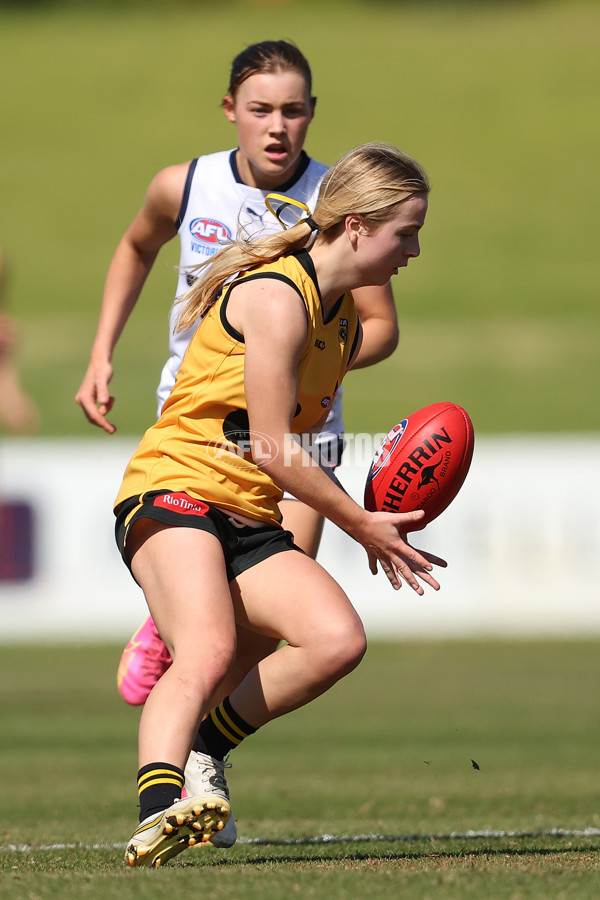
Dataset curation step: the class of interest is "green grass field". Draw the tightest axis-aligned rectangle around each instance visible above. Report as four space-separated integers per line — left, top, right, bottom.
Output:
1 640 600 897
0 0 598 436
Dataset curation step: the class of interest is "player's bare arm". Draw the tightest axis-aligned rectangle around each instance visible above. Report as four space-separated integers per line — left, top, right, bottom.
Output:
349 282 399 369
237 281 441 593
75 163 190 433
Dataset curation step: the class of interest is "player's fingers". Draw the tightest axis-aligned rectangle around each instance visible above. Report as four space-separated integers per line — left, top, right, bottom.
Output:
95 382 111 406
382 561 401 591
412 567 441 591
79 400 116 434
402 534 448 570
397 533 448 570
368 548 401 589
398 543 433 573
391 552 440 593
76 395 100 424
397 538 447 571
397 510 427 529
396 557 425 593
367 550 378 576
389 509 426 531
98 395 115 416
97 412 117 434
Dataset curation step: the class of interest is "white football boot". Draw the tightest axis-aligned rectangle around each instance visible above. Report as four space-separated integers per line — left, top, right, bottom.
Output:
124 794 231 867
184 750 238 848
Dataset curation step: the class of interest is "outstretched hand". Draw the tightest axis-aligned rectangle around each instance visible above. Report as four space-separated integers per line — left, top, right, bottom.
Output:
354 508 447 593
75 360 116 434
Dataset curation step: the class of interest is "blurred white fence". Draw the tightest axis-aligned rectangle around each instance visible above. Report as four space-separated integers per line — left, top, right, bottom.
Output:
1 436 599 642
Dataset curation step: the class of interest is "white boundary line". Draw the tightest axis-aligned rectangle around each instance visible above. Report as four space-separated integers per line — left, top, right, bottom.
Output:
3 828 600 854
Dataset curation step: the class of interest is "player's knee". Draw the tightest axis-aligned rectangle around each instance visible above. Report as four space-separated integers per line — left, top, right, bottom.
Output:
209 641 238 687
317 618 367 681
339 624 367 675
171 638 236 694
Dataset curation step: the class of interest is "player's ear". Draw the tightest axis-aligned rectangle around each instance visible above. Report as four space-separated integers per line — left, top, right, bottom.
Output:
222 95 236 123
346 214 367 245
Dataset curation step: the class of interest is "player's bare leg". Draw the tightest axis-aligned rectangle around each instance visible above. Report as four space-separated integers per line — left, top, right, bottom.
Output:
279 497 324 560
127 519 236 768
117 499 324 705
228 549 367 728
123 519 236 866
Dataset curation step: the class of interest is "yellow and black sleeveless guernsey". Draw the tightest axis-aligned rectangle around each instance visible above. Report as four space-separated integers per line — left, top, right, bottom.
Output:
114 251 360 527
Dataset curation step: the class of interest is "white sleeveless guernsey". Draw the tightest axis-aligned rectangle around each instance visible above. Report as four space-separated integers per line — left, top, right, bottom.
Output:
155 148 344 456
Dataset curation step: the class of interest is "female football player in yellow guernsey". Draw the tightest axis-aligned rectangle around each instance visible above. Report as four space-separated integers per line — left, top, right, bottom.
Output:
77 41 402 851
75 42 399 733
115 142 446 867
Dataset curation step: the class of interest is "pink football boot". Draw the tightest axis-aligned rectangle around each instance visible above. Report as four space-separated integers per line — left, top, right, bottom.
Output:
117 616 172 705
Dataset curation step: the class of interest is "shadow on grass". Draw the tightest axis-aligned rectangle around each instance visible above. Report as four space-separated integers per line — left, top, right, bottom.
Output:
182 841 600 868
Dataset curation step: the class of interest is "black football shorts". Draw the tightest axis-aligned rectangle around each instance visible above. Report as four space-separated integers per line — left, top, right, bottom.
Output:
115 490 301 584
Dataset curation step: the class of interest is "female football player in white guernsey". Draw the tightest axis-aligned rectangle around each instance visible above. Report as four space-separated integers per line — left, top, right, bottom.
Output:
76 41 399 848
115 141 444 867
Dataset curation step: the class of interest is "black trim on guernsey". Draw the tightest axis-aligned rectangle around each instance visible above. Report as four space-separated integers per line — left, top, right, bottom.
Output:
325 294 346 325
294 250 345 325
220 272 309 343
293 249 321 300
229 149 311 192
348 318 361 363
175 158 199 230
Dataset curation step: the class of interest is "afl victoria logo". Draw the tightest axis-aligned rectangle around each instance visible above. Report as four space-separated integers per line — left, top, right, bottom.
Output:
189 218 231 244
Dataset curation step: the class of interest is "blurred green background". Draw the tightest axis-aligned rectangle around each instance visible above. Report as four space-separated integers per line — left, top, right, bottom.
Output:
0 0 598 437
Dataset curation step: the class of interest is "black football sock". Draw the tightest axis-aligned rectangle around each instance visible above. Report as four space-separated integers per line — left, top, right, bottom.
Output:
193 696 258 760
137 761 184 822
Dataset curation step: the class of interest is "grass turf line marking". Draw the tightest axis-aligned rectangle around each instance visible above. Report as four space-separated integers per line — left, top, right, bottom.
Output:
3 828 600 854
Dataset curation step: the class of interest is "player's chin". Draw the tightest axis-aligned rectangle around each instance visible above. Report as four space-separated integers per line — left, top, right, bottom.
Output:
370 270 397 286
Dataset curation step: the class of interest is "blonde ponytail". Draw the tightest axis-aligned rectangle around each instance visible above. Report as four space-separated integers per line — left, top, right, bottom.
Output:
175 141 429 332
175 218 314 332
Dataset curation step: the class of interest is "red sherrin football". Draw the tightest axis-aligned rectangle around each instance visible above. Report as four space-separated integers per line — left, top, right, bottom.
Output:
364 402 474 526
